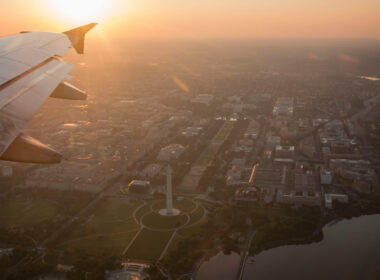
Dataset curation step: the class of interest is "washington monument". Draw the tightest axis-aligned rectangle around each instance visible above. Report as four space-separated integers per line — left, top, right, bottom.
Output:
165 165 173 215
159 165 180 216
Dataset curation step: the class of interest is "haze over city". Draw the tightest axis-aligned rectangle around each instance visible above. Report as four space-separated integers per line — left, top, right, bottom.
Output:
0 1 379 280
1 0 380 38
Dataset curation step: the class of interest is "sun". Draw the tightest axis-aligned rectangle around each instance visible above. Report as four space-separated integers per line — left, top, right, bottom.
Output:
52 0 107 22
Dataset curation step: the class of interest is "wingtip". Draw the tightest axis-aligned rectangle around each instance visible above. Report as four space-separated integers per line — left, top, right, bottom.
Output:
64 23 98 54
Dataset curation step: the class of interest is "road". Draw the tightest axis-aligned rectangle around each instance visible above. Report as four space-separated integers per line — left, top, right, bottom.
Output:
236 217 254 280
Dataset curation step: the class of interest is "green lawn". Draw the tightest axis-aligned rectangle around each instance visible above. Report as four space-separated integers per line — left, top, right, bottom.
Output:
142 212 188 230
214 121 234 143
0 198 59 228
197 145 220 166
135 203 152 222
187 206 205 225
196 121 234 167
125 228 174 261
56 198 141 255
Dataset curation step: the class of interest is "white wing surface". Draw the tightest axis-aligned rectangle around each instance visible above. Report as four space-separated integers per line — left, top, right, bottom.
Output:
0 23 96 163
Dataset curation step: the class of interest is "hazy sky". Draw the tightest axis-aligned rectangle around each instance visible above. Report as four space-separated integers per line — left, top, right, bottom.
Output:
0 0 379 38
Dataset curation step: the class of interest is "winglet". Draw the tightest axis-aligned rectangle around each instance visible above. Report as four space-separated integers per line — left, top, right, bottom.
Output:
64 23 97 54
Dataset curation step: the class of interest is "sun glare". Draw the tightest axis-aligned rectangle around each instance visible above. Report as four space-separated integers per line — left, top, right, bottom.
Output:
52 0 107 22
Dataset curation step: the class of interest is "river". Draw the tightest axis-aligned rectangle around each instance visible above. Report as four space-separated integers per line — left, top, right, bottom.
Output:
196 214 380 280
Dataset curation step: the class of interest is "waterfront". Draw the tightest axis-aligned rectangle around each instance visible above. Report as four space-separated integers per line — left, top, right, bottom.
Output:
196 214 380 280
196 252 240 280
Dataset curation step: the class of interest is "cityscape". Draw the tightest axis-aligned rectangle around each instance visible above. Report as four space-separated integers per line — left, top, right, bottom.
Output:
0 1 380 280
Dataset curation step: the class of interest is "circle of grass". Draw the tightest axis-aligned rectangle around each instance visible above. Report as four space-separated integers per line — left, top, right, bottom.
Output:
150 198 197 213
137 198 205 231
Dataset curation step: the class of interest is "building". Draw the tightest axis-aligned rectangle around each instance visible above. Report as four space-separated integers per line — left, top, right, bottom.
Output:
320 168 333 185
182 126 202 137
106 262 149 280
329 159 378 193
249 163 288 190
266 135 281 149
157 144 185 161
244 120 260 139
226 166 243 186
277 190 321 206
235 186 259 202
273 97 294 116
294 171 318 191
128 180 151 194
191 94 214 106
274 145 295 163
140 163 163 178
325 193 348 209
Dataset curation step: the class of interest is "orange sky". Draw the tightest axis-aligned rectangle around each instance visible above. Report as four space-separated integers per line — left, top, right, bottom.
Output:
0 0 379 38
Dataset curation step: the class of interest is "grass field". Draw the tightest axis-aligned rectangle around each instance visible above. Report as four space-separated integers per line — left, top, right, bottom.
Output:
197 145 220 166
214 121 234 143
125 228 174 261
135 203 152 222
0 198 59 228
53 197 208 263
56 198 141 255
142 212 188 230
196 121 234 167
124 199 207 261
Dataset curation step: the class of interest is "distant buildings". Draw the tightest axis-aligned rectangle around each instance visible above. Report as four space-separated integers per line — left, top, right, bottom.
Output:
329 159 378 193
249 163 288 190
226 158 250 186
320 168 333 185
244 120 260 139
22 162 114 193
232 139 253 153
235 186 259 202
273 97 294 116
277 190 321 206
157 144 185 161
191 94 214 106
106 262 149 280
325 193 348 209
266 135 281 149
140 163 163 178
273 145 295 163
182 126 202 137
128 180 151 194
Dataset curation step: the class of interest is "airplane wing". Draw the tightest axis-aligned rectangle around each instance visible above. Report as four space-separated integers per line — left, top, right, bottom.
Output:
0 23 96 164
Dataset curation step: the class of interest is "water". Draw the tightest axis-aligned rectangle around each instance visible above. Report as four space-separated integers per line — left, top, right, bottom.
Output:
196 251 240 280
243 214 380 280
196 215 380 280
